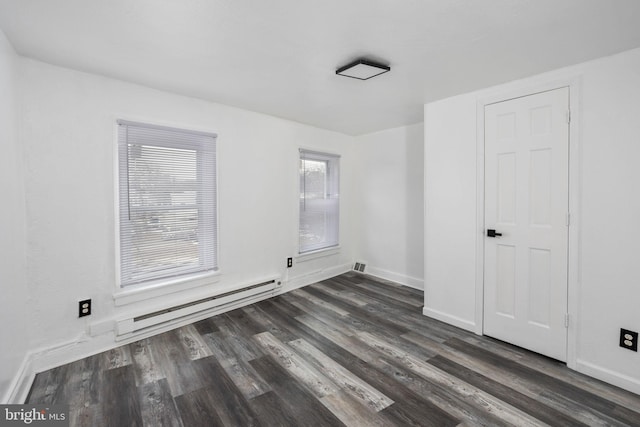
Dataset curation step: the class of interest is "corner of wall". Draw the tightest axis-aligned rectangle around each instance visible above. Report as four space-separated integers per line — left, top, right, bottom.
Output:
0 26 32 404
2 353 33 404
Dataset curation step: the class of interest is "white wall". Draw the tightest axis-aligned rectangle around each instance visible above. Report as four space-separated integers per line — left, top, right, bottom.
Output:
424 47 640 393
353 124 424 289
423 97 478 329
7 49 427 402
0 29 30 402
13 57 355 391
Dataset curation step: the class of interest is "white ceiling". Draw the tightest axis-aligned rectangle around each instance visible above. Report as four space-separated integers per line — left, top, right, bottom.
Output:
1 1 640 135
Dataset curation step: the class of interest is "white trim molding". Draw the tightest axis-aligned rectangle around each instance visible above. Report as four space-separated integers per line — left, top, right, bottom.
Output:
365 266 424 291
576 359 640 396
3 354 33 404
280 262 352 294
423 307 476 333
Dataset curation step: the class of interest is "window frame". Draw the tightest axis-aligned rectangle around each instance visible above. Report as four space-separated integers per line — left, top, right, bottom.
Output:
116 119 219 290
298 148 340 254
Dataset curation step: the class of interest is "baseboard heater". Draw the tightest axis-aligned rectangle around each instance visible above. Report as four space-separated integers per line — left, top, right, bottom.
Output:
116 278 279 339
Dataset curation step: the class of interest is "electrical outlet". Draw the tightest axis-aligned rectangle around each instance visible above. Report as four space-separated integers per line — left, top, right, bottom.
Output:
287 257 293 268
79 299 91 318
620 328 638 352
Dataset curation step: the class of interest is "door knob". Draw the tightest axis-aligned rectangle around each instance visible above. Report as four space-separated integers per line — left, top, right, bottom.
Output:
487 229 502 237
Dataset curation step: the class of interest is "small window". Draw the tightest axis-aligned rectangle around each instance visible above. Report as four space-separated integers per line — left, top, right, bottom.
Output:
118 120 218 287
299 149 340 253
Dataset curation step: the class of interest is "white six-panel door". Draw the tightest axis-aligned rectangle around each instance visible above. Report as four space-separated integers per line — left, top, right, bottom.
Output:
484 87 569 362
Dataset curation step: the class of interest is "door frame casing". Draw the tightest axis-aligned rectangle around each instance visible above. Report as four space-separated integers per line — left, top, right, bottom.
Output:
474 77 582 369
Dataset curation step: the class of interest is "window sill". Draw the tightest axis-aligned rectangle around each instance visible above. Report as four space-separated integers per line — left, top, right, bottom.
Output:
296 246 341 263
114 271 221 306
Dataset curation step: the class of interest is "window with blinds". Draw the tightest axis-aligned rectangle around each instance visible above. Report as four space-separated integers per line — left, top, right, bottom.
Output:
118 120 218 287
299 149 340 253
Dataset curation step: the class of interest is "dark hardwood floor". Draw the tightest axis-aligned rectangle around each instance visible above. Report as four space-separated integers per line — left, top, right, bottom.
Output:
27 273 640 426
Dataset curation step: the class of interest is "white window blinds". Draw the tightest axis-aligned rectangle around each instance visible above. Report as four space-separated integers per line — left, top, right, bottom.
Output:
118 120 218 287
299 149 340 253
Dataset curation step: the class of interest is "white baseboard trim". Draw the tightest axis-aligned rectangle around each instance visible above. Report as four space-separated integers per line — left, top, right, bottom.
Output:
3 354 34 404
365 266 424 290
279 262 352 294
6 292 278 404
4 266 351 403
576 359 640 395
423 306 476 333
5 332 107 404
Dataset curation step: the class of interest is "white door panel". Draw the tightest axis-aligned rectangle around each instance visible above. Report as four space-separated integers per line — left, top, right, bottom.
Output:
484 87 569 362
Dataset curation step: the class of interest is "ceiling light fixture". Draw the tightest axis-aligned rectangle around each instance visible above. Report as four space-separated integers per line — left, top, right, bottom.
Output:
336 59 390 80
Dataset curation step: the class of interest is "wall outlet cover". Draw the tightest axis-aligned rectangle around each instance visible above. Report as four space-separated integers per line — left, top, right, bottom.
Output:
79 299 92 317
620 328 638 352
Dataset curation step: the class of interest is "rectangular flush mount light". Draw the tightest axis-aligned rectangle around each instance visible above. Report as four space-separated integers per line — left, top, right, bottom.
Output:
336 59 390 80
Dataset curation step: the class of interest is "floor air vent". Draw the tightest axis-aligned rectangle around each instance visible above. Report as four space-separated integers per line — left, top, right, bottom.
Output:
354 262 366 272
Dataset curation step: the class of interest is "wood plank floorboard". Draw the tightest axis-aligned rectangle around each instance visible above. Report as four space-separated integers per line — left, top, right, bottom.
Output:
428 355 588 427
190 356 262 427
247 390 302 427
26 272 640 426
249 355 345 426
102 365 143 427
138 379 183 427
